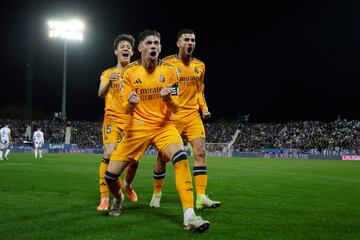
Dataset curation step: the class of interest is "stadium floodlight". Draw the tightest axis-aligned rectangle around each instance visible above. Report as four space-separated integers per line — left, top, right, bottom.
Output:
48 19 84 119
48 20 84 41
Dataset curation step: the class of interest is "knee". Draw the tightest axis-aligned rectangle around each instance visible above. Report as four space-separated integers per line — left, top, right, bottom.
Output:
105 170 120 185
193 144 206 161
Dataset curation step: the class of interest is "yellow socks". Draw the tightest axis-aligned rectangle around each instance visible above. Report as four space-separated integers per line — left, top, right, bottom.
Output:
153 170 166 194
172 150 194 209
193 166 208 198
99 160 109 199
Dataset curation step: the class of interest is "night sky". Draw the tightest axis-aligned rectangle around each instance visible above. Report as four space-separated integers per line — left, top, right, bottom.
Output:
1 0 360 123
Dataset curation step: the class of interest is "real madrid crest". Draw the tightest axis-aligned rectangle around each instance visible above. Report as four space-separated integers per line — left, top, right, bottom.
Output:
194 67 199 74
160 74 165 83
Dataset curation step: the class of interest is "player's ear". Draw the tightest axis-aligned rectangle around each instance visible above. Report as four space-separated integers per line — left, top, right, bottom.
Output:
159 44 162 53
114 49 118 56
176 40 180 48
138 44 142 52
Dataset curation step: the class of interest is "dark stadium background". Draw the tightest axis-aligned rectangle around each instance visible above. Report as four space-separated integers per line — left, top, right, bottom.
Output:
1 0 359 122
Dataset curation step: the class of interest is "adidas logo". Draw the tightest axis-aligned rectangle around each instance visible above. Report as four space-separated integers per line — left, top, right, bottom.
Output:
134 79 142 84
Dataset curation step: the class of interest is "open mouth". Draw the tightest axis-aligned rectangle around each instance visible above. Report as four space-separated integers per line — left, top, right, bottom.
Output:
122 53 129 57
187 47 193 53
150 51 156 57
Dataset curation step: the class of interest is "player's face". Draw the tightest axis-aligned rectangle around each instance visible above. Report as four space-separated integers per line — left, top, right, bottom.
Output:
138 35 161 61
115 40 134 64
177 33 196 56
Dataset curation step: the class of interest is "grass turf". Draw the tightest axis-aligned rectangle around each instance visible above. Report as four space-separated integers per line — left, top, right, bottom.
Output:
0 153 359 239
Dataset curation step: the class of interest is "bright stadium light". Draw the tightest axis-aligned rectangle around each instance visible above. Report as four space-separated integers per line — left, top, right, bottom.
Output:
48 19 85 119
48 20 84 41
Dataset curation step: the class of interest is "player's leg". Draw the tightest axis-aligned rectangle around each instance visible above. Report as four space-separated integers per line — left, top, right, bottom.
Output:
105 160 128 216
185 116 221 210
39 146 43 158
106 126 148 216
191 137 221 210
123 161 139 202
4 145 10 160
150 153 166 207
163 142 210 232
0 147 3 160
155 125 209 232
97 123 124 211
97 142 116 210
34 146 38 158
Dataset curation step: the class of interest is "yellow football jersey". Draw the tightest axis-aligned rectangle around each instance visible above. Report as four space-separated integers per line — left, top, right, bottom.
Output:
100 67 128 119
163 55 208 118
120 60 179 127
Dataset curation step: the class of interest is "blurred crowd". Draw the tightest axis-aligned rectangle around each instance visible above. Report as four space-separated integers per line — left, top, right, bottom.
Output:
1 118 360 154
0 119 66 146
71 121 102 149
206 119 360 154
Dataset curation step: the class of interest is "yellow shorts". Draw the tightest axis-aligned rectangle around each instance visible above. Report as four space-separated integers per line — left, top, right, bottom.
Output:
176 114 205 142
111 123 183 162
102 116 127 145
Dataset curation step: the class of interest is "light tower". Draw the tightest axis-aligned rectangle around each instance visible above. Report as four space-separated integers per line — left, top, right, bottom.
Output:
48 19 84 119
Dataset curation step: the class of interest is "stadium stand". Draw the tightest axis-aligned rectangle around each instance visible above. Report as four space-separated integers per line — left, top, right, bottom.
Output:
1 118 359 155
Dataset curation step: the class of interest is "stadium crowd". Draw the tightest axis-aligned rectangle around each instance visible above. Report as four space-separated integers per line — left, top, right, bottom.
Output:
0 119 66 146
71 121 102 149
234 119 360 154
1 118 360 154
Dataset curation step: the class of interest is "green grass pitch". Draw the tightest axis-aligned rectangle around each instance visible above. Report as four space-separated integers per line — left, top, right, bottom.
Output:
0 153 359 239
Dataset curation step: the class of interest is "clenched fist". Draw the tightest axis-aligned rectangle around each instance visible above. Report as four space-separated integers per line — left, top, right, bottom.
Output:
160 85 172 101
108 72 120 81
202 109 211 120
127 91 140 105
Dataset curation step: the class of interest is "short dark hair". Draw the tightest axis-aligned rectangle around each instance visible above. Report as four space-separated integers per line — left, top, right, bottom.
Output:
177 29 195 40
114 34 135 50
138 30 161 43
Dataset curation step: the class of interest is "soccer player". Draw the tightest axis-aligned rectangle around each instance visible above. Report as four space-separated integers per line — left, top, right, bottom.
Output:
33 127 44 158
149 29 221 210
0 124 12 160
97 34 138 211
105 30 210 232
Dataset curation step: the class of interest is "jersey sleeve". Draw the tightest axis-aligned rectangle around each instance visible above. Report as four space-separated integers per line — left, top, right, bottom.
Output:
100 70 110 84
120 68 135 113
197 63 208 111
